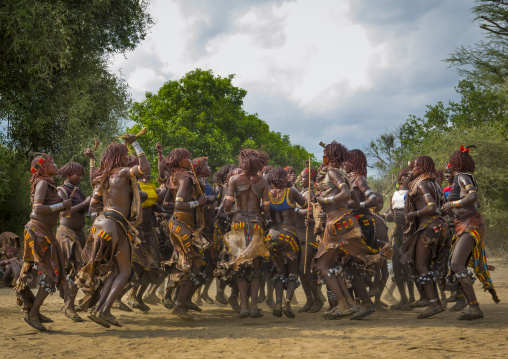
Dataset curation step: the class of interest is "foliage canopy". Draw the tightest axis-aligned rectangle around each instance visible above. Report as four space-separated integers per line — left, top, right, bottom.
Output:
128 69 316 180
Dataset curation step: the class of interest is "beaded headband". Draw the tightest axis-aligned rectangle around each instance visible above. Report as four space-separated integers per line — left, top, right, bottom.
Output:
30 154 49 173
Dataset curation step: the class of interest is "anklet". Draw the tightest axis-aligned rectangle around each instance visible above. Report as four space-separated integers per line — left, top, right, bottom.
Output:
429 298 438 303
469 300 478 306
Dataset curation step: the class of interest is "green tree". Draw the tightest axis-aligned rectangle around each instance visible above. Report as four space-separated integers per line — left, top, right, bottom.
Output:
447 0 508 86
0 0 152 159
0 0 152 234
411 126 508 246
366 79 508 246
128 69 316 180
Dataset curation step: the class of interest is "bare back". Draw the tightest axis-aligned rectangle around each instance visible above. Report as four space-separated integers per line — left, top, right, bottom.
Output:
99 168 133 218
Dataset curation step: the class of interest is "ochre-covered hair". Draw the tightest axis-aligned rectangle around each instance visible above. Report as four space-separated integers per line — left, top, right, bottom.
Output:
324 141 350 168
266 167 289 189
161 148 191 174
58 162 84 179
397 168 410 184
284 166 296 174
262 165 273 175
449 150 475 173
301 167 317 182
213 164 237 184
238 149 268 174
192 157 209 175
347 149 368 176
436 169 444 181
93 143 128 184
30 154 55 203
411 155 436 176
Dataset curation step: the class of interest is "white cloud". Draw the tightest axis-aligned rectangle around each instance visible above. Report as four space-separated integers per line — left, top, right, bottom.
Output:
127 66 165 94
110 0 482 159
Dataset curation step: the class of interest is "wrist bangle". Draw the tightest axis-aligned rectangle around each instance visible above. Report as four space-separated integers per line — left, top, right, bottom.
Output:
131 141 144 156
416 210 420 216
360 201 365 208
90 158 95 167
49 203 64 212
189 201 199 209
324 196 335 204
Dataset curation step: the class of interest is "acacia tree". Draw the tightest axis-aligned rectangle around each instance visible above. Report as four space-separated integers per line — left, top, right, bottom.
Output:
447 0 508 86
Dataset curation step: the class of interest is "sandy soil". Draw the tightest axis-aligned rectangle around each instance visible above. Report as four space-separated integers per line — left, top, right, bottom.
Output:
1 258 507 359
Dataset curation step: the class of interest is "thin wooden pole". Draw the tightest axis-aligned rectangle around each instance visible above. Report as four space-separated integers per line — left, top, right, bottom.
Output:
304 156 311 274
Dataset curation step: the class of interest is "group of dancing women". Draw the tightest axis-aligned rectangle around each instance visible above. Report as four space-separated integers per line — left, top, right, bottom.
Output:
12 134 499 331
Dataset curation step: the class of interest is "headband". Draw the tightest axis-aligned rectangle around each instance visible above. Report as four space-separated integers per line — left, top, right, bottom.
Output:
31 154 49 174
192 157 208 169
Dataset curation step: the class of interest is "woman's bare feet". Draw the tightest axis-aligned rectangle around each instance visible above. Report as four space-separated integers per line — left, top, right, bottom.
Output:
283 300 295 318
298 297 314 313
458 303 484 320
417 300 444 319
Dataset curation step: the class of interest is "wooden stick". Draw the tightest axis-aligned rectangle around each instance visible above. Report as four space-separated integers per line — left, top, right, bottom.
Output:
304 156 311 274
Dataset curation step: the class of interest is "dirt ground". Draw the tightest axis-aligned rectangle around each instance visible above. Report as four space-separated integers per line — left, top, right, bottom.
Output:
1 258 507 359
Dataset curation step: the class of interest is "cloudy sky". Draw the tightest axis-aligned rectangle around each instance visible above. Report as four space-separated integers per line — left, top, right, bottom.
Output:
111 0 483 158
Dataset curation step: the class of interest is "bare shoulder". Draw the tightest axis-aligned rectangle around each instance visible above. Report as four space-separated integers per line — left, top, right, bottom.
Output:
328 169 345 183
35 180 49 191
229 174 241 186
57 186 67 197
179 176 190 185
457 174 473 187
355 176 370 191
417 180 432 194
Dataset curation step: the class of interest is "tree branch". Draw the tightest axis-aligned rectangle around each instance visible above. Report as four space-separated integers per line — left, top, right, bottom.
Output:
480 16 508 36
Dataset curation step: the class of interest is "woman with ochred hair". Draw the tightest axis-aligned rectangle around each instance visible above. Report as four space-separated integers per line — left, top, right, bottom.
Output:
442 145 499 320
15 154 72 331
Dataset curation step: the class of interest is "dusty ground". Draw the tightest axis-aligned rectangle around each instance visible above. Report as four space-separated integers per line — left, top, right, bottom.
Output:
1 258 507 359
